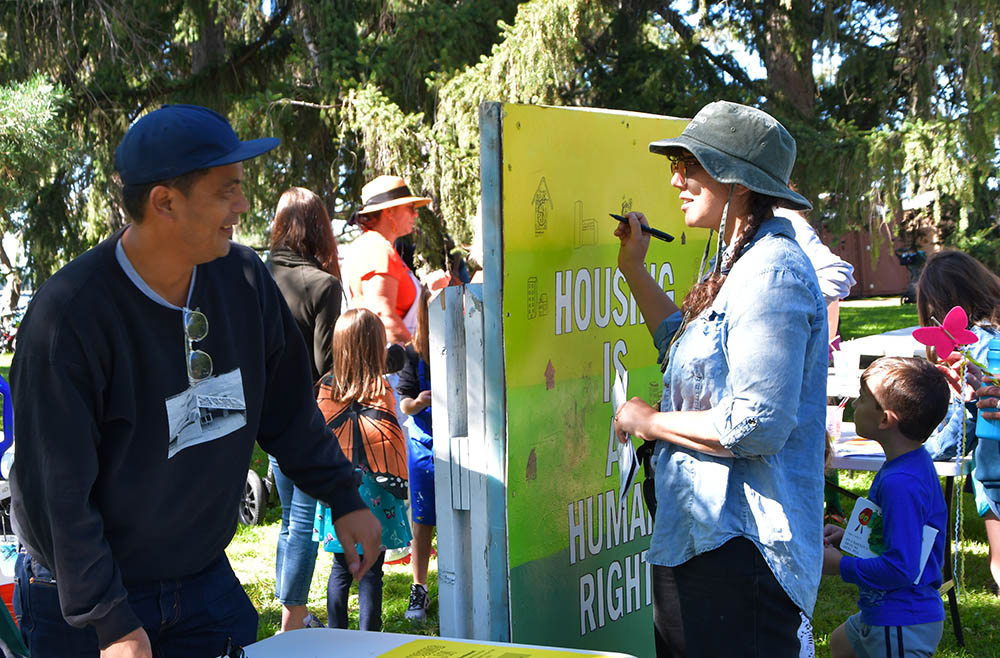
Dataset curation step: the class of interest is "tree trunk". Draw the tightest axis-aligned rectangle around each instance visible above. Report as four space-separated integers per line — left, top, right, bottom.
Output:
190 0 225 76
757 0 816 118
0 227 21 318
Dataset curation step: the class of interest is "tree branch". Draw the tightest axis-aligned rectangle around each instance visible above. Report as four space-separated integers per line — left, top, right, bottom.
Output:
233 0 293 69
656 5 762 93
269 98 340 111
78 1 295 110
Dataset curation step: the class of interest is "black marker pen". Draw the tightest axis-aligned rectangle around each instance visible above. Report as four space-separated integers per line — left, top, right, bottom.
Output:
609 213 675 242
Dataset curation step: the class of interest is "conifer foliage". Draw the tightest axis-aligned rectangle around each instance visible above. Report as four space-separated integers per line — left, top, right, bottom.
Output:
1 0 998 286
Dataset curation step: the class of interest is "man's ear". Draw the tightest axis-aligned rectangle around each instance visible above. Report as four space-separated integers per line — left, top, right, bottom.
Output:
147 184 176 220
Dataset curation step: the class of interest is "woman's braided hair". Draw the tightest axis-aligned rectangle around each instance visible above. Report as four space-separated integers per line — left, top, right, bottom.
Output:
681 192 780 319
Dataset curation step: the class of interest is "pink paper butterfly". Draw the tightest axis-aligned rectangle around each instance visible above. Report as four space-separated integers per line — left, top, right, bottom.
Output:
912 305 979 356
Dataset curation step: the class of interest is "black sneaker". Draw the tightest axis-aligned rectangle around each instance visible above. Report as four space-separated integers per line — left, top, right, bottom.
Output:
405 583 429 621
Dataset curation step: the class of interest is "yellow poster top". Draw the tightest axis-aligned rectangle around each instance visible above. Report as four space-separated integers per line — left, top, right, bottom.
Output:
377 638 633 658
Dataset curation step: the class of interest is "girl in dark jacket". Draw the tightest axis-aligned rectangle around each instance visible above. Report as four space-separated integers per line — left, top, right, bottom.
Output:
268 187 344 631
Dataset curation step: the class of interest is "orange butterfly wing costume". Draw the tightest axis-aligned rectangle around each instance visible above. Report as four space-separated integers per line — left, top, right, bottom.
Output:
317 377 408 498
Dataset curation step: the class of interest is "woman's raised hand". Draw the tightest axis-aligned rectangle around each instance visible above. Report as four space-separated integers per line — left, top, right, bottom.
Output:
615 211 652 273
935 350 976 400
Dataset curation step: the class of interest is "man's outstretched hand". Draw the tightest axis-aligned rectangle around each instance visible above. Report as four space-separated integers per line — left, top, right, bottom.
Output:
333 507 384 580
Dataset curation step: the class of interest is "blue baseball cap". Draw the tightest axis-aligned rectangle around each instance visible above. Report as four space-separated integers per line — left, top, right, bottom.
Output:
114 104 279 185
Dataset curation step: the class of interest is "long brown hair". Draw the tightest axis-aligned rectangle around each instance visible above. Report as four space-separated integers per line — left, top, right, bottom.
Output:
270 187 341 279
916 250 1000 329
329 308 388 404
412 286 432 364
682 193 778 319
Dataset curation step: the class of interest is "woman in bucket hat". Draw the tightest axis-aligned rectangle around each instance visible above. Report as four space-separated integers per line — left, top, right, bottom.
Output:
612 101 827 657
343 175 431 344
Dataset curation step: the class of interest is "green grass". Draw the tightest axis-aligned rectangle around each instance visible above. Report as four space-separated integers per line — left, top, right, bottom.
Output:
838 300 919 341
0 353 11 383
230 475 998 656
226 502 439 641
816 471 999 658
836 301 919 422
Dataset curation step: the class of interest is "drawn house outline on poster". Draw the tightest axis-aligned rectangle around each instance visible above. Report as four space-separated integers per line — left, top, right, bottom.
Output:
574 200 597 248
533 177 553 236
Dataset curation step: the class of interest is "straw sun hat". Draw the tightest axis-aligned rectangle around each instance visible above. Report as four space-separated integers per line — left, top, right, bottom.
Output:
355 175 432 216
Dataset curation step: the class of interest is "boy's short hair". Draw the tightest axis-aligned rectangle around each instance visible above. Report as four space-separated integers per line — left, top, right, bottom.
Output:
861 356 951 443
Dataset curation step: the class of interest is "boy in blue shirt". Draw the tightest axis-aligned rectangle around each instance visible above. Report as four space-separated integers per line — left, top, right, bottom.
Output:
823 356 951 658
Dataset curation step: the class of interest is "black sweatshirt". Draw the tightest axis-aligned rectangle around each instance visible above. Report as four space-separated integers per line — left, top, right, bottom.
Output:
10 231 365 647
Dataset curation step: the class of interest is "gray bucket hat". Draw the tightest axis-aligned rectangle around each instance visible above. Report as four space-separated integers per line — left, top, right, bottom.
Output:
649 101 811 210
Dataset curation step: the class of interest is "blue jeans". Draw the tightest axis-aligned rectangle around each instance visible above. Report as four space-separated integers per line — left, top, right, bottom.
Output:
13 552 257 658
327 551 385 631
270 456 319 605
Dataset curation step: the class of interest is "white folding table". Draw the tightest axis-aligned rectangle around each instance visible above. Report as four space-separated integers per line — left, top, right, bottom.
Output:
234 628 638 658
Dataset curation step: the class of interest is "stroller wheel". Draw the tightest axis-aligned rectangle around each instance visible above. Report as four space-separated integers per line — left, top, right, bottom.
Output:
239 470 267 526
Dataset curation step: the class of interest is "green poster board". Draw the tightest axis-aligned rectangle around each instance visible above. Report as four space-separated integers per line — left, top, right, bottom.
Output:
494 104 702 656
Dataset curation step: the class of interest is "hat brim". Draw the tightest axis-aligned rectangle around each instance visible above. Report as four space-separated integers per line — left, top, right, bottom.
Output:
358 196 432 215
199 137 280 171
649 136 812 211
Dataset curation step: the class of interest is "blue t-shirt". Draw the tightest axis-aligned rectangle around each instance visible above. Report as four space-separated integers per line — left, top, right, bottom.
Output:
839 448 947 626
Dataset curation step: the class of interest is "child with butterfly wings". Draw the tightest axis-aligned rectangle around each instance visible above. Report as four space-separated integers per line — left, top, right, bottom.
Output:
313 308 412 630
914 249 1000 596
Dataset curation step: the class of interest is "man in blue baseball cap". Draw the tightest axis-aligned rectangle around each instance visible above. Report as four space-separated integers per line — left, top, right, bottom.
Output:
9 105 382 658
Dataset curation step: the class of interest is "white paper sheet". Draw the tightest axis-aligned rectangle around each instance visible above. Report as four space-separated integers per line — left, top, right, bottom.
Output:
840 496 938 584
612 370 637 505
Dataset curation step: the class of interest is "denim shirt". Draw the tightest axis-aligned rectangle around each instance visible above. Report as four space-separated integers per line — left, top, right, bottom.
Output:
647 216 828 616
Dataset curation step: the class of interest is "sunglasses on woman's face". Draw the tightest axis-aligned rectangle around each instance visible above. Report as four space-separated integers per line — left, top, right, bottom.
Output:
668 156 701 184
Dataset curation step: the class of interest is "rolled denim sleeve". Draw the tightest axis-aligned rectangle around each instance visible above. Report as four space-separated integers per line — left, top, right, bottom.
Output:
711 266 819 457
653 310 685 366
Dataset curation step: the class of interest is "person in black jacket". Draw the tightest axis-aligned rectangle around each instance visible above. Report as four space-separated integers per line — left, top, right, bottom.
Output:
267 187 344 631
269 188 344 385
9 105 381 658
